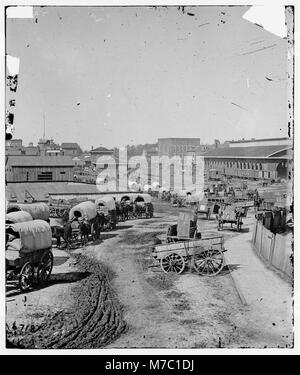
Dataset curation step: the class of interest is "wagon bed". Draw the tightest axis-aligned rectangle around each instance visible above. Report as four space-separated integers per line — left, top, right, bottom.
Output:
152 234 226 276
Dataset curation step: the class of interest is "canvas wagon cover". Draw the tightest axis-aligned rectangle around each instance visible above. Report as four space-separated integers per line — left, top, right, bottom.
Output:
6 210 33 223
134 193 152 203
119 194 135 202
16 203 50 221
69 201 97 220
95 196 116 210
8 220 52 253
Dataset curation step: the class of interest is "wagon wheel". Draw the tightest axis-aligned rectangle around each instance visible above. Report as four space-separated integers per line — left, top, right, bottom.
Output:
193 248 224 276
19 262 34 292
160 253 185 274
37 250 54 284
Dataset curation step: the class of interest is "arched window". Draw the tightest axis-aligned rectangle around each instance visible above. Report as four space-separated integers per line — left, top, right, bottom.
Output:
259 163 262 170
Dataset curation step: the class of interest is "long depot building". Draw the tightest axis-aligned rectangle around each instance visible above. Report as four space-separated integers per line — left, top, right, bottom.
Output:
204 137 293 181
6 155 75 182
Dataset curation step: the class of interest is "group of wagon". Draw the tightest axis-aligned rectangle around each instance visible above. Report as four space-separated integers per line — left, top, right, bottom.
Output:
50 193 154 248
115 193 154 220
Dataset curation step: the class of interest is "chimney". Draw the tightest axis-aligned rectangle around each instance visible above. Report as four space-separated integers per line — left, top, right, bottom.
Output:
92 146 94 150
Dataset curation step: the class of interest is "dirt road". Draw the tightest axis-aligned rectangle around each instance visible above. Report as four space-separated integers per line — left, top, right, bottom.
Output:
6 200 293 348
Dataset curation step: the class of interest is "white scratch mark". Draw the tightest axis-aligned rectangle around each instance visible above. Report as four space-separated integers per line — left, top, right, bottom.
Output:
6 55 20 76
7 6 33 18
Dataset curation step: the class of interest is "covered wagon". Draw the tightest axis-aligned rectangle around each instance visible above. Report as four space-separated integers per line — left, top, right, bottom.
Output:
6 220 53 292
95 196 117 230
7 202 50 222
6 210 33 224
69 201 97 221
116 194 135 220
133 193 153 218
68 201 98 246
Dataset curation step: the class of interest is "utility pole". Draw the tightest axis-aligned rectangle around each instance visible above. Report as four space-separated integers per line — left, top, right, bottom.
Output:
43 111 46 140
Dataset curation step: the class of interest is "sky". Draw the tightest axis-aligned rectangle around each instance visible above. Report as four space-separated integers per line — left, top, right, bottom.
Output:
6 5 289 151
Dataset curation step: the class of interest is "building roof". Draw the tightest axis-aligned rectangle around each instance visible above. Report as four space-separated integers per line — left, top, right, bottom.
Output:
61 142 80 149
90 146 114 153
203 145 292 159
7 156 75 167
158 138 200 142
229 137 291 144
6 182 101 202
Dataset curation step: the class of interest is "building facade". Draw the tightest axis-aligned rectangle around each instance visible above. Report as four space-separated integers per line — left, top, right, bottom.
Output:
6 156 75 182
61 142 82 156
158 138 201 159
204 144 292 181
90 146 115 165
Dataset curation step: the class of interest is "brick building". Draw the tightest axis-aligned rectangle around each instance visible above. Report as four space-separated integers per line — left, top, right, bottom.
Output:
158 138 201 159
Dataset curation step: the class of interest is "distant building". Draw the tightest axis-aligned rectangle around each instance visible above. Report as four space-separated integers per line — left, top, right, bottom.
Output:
158 138 201 159
23 145 39 156
61 142 82 157
6 155 75 182
5 139 23 155
142 143 158 159
38 138 61 156
204 143 293 180
90 146 114 165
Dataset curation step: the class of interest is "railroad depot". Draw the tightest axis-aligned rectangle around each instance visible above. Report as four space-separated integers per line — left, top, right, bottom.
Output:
204 141 292 181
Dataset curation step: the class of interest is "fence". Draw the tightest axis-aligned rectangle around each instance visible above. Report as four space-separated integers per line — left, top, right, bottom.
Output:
252 220 293 280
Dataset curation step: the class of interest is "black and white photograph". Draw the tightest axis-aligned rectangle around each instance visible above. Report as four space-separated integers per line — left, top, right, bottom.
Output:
2 1 297 354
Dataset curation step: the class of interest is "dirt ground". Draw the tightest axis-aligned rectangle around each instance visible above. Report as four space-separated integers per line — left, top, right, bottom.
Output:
6 199 293 349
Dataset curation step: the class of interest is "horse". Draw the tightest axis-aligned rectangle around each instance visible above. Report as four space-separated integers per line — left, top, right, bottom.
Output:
92 213 105 240
78 218 91 246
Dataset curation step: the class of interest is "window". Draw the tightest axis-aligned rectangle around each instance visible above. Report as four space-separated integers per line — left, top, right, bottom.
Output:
60 171 66 174
37 171 53 181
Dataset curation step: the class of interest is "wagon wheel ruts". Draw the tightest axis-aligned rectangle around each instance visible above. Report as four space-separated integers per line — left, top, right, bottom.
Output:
37 250 54 284
19 262 34 292
192 248 224 276
160 253 185 274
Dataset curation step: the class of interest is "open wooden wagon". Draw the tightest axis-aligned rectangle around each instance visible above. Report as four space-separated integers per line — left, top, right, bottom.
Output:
152 231 226 276
216 205 244 232
6 220 54 292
